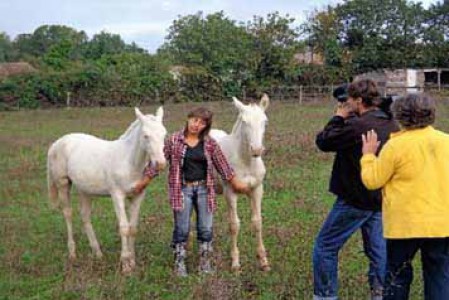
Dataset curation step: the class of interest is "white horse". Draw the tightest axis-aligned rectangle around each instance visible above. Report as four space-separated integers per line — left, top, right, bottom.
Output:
210 94 270 271
47 107 167 274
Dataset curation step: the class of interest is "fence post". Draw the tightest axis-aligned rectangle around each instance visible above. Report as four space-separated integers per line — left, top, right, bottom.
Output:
330 84 333 101
66 91 71 108
155 89 160 104
299 85 303 105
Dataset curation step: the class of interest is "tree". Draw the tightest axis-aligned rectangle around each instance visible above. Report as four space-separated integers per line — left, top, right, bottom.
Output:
82 31 128 60
160 11 255 96
335 0 426 71
300 6 341 54
246 12 300 84
14 25 87 59
422 0 449 67
42 39 76 70
14 33 35 58
0 32 15 62
301 0 434 72
94 52 174 104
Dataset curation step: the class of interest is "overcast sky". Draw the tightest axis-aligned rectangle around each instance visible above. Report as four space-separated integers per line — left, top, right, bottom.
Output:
0 0 438 53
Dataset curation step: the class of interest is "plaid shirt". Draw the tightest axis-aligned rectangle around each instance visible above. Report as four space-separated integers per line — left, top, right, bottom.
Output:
145 130 235 212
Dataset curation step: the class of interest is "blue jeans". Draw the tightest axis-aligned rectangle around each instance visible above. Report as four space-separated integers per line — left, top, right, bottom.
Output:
313 198 386 300
172 185 213 245
384 238 449 300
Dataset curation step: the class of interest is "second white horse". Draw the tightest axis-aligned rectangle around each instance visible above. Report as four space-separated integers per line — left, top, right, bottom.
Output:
210 94 270 271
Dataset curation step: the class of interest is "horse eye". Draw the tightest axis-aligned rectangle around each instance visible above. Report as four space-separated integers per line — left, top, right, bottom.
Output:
143 134 149 139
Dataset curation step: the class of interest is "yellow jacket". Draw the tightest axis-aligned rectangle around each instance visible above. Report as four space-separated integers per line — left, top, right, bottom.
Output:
361 126 449 238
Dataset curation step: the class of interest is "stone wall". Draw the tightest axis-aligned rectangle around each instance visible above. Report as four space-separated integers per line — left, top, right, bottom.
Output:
355 69 426 96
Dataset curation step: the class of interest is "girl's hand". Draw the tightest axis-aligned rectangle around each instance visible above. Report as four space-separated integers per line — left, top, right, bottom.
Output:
132 176 151 195
230 177 251 194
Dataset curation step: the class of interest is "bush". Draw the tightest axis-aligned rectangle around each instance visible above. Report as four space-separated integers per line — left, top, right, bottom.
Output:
295 65 350 85
0 75 41 109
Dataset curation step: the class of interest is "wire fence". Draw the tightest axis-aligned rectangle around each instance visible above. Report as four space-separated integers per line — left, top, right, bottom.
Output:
263 85 449 103
60 85 449 108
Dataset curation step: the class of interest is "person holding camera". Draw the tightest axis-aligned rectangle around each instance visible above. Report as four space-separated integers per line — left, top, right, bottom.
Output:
313 79 399 300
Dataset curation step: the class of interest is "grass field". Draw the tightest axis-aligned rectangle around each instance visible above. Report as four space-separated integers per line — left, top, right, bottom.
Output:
2 99 448 299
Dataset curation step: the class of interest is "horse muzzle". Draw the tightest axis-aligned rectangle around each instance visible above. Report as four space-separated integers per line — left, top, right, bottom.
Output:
250 147 265 157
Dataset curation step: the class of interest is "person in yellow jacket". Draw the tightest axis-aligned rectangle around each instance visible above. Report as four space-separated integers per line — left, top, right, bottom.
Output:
361 93 449 300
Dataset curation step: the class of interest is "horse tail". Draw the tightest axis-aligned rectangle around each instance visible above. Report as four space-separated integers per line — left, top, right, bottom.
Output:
47 143 60 209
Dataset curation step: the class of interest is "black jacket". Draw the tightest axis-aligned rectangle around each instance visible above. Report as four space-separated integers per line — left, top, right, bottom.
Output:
316 109 399 211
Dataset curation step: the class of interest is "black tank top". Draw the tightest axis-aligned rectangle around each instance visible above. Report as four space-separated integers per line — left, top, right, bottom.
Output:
183 141 207 182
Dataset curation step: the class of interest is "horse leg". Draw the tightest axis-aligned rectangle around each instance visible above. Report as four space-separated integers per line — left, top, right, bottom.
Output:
79 192 102 259
225 187 241 271
250 184 270 271
127 192 145 265
111 191 133 274
59 179 76 260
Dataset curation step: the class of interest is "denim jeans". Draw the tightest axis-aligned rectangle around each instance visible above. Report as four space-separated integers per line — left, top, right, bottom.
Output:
313 198 386 300
384 238 449 300
172 184 213 245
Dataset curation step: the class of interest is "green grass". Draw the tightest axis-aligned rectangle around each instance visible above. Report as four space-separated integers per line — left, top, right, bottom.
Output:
2 99 448 299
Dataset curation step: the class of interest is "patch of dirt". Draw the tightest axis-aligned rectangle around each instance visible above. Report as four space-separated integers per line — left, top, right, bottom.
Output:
193 277 236 300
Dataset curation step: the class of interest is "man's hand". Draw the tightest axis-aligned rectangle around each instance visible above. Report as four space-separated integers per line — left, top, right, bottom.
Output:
362 130 380 155
335 102 352 119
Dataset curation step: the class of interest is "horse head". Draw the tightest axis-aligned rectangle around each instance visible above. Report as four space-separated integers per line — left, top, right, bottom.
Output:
135 107 167 171
232 94 269 157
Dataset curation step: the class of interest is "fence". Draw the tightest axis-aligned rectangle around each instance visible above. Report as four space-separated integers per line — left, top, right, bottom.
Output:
59 85 449 108
260 85 449 103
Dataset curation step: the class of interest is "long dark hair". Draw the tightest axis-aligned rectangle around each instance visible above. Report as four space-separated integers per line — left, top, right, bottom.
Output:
185 107 213 139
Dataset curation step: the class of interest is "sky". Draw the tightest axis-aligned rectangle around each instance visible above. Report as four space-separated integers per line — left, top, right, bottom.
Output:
0 0 438 53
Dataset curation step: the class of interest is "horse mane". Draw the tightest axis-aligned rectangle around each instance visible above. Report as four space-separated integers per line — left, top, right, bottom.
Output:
119 119 141 140
231 114 243 135
231 104 258 135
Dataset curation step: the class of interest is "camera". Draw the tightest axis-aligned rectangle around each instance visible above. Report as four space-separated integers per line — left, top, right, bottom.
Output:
333 84 349 102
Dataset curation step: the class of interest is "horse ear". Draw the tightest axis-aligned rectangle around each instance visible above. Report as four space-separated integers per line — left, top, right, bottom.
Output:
156 106 164 122
259 94 270 111
232 97 246 112
135 107 145 122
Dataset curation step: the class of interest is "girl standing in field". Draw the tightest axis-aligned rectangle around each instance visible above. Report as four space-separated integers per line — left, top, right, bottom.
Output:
134 107 249 276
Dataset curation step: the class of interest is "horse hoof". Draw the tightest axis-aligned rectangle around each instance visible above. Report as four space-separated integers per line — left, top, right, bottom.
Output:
231 265 242 274
121 264 133 276
122 268 132 276
260 264 271 272
121 259 136 275
68 253 77 261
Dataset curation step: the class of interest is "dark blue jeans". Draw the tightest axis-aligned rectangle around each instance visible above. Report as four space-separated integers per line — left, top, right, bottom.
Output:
384 238 449 300
313 198 386 299
172 185 213 245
